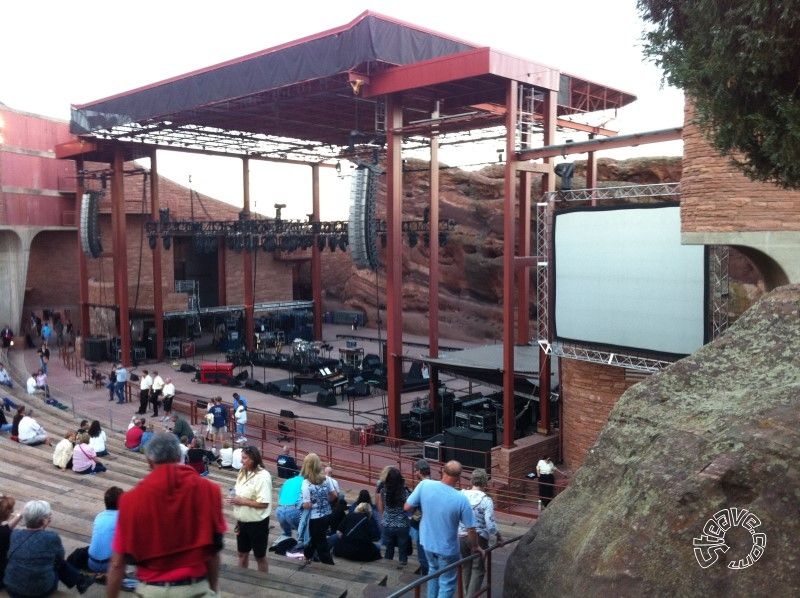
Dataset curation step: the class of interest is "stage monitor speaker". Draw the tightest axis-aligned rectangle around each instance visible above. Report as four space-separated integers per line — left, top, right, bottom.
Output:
316 390 336 407
280 409 296 419
444 427 493 469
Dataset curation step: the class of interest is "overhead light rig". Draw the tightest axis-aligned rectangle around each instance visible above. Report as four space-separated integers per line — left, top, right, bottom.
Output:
144 208 455 256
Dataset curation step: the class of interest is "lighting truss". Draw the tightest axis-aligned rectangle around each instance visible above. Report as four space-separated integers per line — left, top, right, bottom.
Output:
552 342 672 372
542 183 681 203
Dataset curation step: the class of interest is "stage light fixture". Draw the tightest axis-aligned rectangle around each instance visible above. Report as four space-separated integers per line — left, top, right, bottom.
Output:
407 231 418 248
163 236 172 251
328 235 337 252
317 235 327 251
338 234 348 251
148 235 157 250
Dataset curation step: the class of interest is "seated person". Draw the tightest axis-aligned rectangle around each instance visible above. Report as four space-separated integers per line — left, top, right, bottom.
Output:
186 438 215 476
0 364 12 388
36 370 50 398
277 445 299 479
17 409 52 446
53 430 76 470
88 420 109 457
179 436 190 463
3 500 96 595
124 418 145 451
72 432 107 474
169 413 194 442
25 372 42 396
10 406 25 441
0 409 12 434
275 470 304 541
88 487 123 573
231 446 243 471
218 442 234 469
138 424 155 454
331 502 381 562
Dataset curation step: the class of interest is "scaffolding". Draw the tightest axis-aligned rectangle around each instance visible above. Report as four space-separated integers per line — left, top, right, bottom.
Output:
536 183 730 373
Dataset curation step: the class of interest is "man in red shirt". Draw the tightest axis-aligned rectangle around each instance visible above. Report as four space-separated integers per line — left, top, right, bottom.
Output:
124 417 145 451
106 432 226 597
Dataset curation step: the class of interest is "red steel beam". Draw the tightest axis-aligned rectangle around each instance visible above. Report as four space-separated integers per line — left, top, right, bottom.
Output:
150 151 164 361
311 164 323 341
519 127 682 161
501 80 518 449
112 148 131 366
385 96 404 440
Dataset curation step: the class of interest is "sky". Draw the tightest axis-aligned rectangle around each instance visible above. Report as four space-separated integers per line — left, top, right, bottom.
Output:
1 1 683 219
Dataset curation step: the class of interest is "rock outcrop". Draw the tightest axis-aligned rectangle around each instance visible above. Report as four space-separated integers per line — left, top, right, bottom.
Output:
319 157 684 343
505 285 800 597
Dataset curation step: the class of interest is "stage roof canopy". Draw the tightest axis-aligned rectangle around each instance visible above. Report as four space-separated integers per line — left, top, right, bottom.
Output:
63 11 636 164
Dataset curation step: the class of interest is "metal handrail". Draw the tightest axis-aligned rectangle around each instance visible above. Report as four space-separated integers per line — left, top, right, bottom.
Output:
385 534 524 598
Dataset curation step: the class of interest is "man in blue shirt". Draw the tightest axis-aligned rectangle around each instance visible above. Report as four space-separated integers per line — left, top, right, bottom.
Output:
208 397 228 445
88 486 123 572
114 364 128 404
232 392 248 410
405 460 478 598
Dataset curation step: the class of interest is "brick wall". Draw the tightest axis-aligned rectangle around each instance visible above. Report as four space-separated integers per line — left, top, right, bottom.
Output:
681 103 800 233
560 359 639 469
26 230 80 315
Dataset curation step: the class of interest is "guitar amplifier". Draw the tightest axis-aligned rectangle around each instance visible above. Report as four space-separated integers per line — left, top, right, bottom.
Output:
454 411 470 429
409 419 435 440
423 433 445 462
469 411 497 432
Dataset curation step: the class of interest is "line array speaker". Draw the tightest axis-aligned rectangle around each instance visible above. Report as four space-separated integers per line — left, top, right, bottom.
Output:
80 190 103 258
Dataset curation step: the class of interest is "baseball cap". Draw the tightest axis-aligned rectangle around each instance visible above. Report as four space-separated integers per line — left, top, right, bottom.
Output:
415 458 430 473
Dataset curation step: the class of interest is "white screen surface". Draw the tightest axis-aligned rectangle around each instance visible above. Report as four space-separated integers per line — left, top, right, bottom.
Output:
553 205 705 356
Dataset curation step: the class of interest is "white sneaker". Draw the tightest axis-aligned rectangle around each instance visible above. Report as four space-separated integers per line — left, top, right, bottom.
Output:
236 437 247 444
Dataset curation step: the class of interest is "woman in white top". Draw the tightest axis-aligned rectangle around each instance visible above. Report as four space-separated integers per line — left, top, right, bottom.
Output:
536 456 562 508
229 446 272 572
87 420 108 456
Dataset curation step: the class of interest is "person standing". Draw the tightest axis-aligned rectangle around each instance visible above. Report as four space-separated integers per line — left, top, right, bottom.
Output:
410 458 431 575
114 364 128 404
0 365 13 389
536 456 562 508
150 371 164 416
458 469 501 597
208 397 228 446
161 377 176 421
37 342 50 374
106 365 117 402
299 452 336 567
106 432 226 597
404 460 478 598
0 324 13 361
137 370 152 416
234 400 248 444
377 467 410 569
230 446 273 572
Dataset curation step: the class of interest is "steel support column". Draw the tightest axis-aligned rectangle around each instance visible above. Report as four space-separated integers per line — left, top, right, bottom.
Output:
516 170 531 345
111 148 131 366
311 164 323 341
76 159 90 337
242 158 254 351
428 103 441 413
150 151 164 361
538 89 557 435
385 95 404 439
501 80 518 449
217 239 227 306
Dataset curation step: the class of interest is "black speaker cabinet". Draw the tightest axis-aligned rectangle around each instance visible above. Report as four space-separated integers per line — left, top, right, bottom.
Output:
454 411 470 429
280 409 296 419
408 419 436 440
443 427 493 469
316 390 336 406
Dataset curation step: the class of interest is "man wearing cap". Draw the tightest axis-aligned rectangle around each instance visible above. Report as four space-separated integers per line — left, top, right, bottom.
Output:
410 459 431 575
405 460 477 598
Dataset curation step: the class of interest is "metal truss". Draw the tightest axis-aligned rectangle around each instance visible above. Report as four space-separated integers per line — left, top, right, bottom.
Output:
164 300 313 319
708 245 730 340
542 183 681 203
552 342 672 373
537 182 728 373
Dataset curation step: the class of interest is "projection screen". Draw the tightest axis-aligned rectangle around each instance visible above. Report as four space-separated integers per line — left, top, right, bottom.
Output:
553 204 706 357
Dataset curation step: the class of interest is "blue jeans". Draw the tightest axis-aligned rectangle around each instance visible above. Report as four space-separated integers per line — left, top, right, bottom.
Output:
426 551 459 598
114 381 126 402
276 505 301 536
410 526 428 572
382 525 409 565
